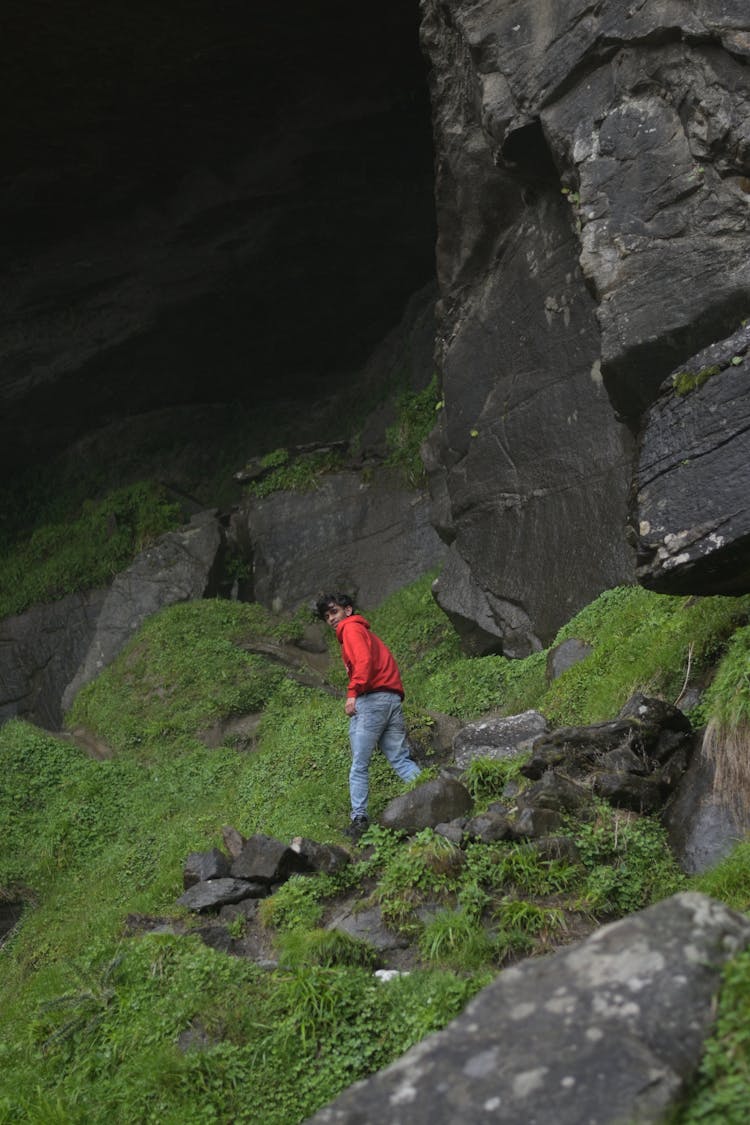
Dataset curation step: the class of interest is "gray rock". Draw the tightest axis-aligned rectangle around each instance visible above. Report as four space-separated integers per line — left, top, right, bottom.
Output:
633 323 750 595
433 820 466 846
453 710 548 769
599 746 649 775
221 826 247 860
183 848 230 890
519 772 590 817
509 806 563 840
591 772 666 815
290 837 351 875
230 833 310 884
0 588 107 729
379 777 473 835
306 893 750 1124
662 746 750 874
219 899 260 923
177 878 266 913
326 901 409 953
522 720 647 780
62 513 224 711
463 810 513 844
546 638 593 682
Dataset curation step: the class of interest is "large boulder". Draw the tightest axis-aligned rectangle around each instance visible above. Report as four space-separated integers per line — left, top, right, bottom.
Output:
633 322 750 594
379 776 473 835
306 892 750 1125
453 710 548 769
230 467 446 614
662 744 750 874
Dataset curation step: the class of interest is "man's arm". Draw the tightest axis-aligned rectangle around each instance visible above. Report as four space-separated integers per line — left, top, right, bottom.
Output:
342 620 372 713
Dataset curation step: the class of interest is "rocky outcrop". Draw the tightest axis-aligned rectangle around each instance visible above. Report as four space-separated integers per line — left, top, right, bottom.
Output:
420 0 750 649
662 743 750 874
306 892 750 1125
61 511 225 712
0 587 107 728
633 321 750 594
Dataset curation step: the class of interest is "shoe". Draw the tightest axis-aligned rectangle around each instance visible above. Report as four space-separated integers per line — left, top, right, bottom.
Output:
344 815 369 842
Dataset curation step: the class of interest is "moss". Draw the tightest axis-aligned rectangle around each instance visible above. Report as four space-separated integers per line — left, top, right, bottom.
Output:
672 365 721 395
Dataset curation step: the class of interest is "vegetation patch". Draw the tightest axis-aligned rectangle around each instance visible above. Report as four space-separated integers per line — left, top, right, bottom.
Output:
672 365 721 395
384 374 440 485
0 481 181 618
699 624 750 810
244 447 345 499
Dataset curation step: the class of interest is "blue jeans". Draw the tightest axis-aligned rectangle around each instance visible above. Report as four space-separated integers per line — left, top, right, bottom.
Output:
348 692 421 819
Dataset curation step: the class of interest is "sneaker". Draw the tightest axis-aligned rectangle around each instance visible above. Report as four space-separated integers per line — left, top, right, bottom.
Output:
344 815 369 842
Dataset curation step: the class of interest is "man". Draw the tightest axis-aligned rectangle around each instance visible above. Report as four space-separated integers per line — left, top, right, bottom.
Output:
316 592 422 841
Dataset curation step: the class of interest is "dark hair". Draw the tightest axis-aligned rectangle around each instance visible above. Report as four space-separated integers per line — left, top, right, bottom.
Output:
315 592 354 619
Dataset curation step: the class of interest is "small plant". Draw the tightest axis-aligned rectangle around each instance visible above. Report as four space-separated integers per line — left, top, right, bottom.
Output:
385 375 440 485
675 948 750 1124
566 804 685 915
258 875 325 933
226 915 246 940
420 908 495 969
37 952 124 1054
463 754 529 805
276 929 379 970
245 448 345 499
494 898 566 938
689 840 750 913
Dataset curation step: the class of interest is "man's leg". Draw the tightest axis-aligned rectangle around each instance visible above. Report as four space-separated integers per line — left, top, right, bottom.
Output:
348 695 387 819
379 696 421 782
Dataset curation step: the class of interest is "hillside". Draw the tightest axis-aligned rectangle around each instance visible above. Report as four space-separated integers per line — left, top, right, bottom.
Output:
3 573 750 1122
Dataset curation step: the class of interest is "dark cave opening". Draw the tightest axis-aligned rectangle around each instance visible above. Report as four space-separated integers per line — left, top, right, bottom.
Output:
0 1 437 479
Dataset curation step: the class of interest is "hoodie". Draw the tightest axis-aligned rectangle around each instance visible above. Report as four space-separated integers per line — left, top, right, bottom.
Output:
335 613 405 702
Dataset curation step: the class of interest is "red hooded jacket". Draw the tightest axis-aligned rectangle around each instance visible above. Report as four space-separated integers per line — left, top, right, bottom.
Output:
335 613 404 701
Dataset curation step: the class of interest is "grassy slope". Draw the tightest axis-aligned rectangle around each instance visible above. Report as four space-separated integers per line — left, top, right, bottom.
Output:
1 576 750 1122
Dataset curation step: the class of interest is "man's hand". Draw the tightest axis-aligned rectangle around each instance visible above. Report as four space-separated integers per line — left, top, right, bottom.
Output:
344 697 357 717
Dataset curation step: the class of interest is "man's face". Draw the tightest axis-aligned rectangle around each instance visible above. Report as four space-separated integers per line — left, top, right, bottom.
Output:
323 602 351 627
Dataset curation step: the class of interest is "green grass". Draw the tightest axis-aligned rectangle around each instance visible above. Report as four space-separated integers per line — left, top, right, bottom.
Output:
673 840 750 1123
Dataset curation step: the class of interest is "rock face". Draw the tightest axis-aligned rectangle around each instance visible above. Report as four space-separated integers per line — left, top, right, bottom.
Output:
662 744 750 874
306 892 750 1125
420 0 750 648
231 469 446 613
0 588 107 729
633 321 750 594
61 512 226 712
